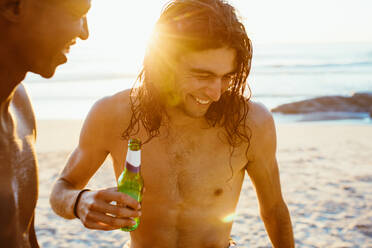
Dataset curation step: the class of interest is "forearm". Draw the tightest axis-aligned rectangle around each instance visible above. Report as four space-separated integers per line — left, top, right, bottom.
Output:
49 178 83 219
261 202 294 248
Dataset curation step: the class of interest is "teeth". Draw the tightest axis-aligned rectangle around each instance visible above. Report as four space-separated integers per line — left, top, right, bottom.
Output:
194 97 210 105
62 42 74 54
62 47 70 54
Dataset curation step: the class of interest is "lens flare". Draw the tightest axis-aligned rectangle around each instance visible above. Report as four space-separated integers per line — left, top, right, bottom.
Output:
222 212 236 223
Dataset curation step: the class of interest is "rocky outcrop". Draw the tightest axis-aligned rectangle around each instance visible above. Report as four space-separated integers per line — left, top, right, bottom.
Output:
272 92 372 115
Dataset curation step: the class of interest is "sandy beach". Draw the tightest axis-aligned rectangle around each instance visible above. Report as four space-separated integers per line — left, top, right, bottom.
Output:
35 120 372 248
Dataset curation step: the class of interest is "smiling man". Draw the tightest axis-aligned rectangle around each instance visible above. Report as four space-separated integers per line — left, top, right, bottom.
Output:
50 0 294 247
0 0 90 246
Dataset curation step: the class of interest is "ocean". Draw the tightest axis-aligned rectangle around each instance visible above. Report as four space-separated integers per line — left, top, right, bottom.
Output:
24 42 372 122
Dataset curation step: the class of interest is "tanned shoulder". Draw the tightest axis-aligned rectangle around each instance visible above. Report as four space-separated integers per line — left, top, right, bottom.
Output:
81 89 132 148
247 101 274 129
11 83 36 139
246 101 277 163
93 88 132 127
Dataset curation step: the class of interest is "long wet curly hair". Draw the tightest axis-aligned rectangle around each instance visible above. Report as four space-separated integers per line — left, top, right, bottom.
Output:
122 0 253 153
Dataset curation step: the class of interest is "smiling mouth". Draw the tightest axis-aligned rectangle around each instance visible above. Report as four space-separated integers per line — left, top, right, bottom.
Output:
62 40 76 54
192 95 210 105
62 47 70 54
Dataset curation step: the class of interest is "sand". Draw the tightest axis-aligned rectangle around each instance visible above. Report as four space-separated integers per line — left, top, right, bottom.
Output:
35 120 372 248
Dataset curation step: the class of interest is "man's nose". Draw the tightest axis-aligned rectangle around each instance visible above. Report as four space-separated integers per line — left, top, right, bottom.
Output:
79 17 89 40
205 78 223 102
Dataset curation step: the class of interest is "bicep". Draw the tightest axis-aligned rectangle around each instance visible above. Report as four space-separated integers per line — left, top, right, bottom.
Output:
59 100 112 189
246 105 284 214
59 146 108 189
246 157 284 215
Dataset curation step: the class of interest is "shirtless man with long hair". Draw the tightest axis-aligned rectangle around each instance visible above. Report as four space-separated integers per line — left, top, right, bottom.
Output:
0 0 90 246
50 1 294 247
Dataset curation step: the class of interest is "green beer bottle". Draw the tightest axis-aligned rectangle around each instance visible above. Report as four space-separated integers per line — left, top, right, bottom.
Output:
117 138 144 232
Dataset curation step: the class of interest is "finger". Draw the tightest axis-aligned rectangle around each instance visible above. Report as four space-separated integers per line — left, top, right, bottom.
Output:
105 187 121 192
98 189 140 210
87 211 136 229
83 220 118 231
92 200 141 218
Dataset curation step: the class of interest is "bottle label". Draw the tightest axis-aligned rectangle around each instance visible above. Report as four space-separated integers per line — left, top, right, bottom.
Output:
125 161 140 173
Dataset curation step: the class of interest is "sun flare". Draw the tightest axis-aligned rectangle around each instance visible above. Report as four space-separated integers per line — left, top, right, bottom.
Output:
222 212 236 223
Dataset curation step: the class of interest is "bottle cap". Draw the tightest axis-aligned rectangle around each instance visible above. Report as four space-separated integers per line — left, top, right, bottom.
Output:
128 138 141 151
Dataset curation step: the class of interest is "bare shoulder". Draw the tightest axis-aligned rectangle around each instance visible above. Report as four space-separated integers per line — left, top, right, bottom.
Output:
12 83 32 108
245 100 277 155
87 88 132 125
11 83 36 136
246 101 274 129
80 89 133 146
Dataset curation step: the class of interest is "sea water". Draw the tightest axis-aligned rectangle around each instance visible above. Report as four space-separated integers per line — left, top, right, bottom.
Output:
25 42 372 122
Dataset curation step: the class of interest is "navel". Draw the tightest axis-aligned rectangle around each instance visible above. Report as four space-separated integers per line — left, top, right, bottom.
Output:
214 188 223 196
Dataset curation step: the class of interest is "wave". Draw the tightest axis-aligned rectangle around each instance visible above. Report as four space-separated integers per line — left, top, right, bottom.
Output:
26 73 138 83
257 60 372 69
252 93 320 98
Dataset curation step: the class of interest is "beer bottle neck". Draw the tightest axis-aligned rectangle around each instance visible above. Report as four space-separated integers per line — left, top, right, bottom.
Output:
126 149 141 173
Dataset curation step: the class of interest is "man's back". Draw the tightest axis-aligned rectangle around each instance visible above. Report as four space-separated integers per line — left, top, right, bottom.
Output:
0 84 38 247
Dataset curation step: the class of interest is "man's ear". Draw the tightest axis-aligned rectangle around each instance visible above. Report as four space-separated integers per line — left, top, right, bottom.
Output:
0 0 24 23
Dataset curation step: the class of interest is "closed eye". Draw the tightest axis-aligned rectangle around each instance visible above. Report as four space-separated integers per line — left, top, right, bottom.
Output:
193 74 214 80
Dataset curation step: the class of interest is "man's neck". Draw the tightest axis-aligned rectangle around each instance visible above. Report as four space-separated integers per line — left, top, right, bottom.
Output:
0 64 25 133
0 44 27 105
165 106 208 130
0 68 26 107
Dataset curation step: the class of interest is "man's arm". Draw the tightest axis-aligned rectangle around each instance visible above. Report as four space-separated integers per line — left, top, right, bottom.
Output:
246 103 294 247
50 94 141 230
0 187 18 247
28 213 39 248
0 154 18 246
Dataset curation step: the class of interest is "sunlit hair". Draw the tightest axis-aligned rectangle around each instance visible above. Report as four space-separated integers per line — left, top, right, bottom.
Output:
123 0 253 152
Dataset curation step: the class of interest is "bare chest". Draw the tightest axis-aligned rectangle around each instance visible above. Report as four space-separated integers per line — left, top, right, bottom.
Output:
112 127 248 206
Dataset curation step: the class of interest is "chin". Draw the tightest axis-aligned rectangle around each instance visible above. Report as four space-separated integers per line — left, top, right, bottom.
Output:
33 62 62 78
37 69 57 79
33 54 67 78
183 107 208 118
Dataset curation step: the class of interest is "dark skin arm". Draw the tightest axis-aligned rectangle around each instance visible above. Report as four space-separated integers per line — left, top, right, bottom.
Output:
0 171 18 247
246 103 294 247
0 128 18 247
28 214 39 248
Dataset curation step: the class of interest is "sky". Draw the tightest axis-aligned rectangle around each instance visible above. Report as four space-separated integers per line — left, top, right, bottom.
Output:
86 0 372 46
73 0 371 75
230 0 372 44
